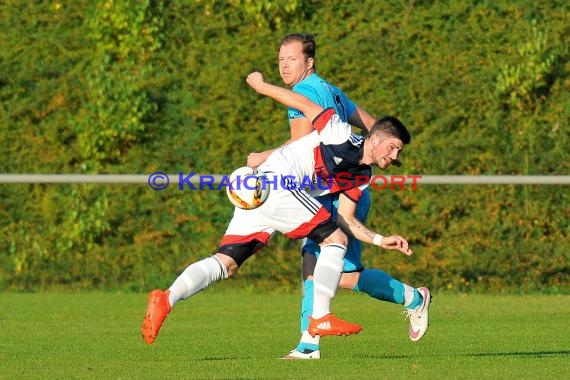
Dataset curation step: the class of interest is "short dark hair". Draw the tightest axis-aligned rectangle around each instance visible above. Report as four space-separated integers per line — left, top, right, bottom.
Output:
280 33 316 60
369 116 411 145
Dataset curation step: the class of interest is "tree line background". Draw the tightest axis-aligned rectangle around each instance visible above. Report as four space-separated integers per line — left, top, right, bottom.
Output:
0 0 568 292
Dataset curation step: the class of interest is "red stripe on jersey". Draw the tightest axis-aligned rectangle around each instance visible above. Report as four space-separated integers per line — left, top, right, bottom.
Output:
220 231 272 247
342 187 363 203
329 173 368 197
285 207 331 239
327 183 364 200
313 145 330 185
312 108 336 133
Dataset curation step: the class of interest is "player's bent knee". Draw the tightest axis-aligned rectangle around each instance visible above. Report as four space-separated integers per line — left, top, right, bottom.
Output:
321 228 348 247
214 253 238 277
305 217 339 245
339 272 360 289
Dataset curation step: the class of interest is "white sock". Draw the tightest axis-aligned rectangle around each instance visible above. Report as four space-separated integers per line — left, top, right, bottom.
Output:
168 256 228 306
403 283 417 309
311 243 346 319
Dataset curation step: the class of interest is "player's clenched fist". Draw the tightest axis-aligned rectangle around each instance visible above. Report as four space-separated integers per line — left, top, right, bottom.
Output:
246 71 265 92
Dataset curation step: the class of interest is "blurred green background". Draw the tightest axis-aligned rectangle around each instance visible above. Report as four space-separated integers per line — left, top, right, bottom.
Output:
0 0 568 292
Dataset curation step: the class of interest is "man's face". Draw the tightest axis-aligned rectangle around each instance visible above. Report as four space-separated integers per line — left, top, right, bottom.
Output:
371 136 404 169
279 41 311 87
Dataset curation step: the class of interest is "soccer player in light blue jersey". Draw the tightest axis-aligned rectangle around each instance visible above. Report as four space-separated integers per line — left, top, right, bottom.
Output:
248 34 431 360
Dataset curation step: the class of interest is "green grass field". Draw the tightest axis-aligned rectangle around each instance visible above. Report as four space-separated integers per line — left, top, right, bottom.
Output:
1 286 568 379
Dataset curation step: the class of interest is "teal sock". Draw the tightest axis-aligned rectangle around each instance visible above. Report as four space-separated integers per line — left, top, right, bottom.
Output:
354 268 406 304
300 279 313 332
296 280 319 352
404 284 423 310
296 342 320 352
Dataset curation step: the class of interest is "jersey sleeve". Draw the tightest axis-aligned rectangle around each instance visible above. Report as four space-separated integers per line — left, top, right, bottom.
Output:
288 83 322 120
312 108 352 144
342 184 368 203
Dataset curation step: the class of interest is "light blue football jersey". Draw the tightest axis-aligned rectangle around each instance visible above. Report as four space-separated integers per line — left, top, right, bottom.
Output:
288 73 357 124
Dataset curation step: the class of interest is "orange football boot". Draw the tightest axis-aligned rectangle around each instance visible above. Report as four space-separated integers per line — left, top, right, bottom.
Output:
141 289 171 344
308 313 362 337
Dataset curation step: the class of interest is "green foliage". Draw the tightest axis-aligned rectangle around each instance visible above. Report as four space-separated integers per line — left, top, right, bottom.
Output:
228 0 304 29
74 0 164 171
0 0 568 292
496 20 557 112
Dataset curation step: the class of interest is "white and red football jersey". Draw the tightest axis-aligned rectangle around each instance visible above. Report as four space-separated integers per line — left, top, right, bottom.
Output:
260 108 371 203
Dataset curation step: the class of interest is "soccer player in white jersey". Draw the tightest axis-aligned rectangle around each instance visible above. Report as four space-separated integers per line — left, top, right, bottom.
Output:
141 72 418 349
248 34 431 360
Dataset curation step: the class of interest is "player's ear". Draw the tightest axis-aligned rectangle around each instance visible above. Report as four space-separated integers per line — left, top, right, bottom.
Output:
369 133 378 148
307 57 314 69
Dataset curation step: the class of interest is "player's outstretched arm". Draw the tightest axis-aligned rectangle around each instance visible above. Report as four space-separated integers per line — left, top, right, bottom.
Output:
336 193 413 256
246 71 324 122
348 106 376 132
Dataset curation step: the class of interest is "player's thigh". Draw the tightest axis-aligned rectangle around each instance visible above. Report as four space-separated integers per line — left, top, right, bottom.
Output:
219 207 276 267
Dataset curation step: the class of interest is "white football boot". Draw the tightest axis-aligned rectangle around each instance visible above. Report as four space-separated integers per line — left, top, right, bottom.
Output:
281 349 321 360
404 287 431 342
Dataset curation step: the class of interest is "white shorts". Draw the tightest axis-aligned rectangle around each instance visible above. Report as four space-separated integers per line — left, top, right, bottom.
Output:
219 178 332 250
